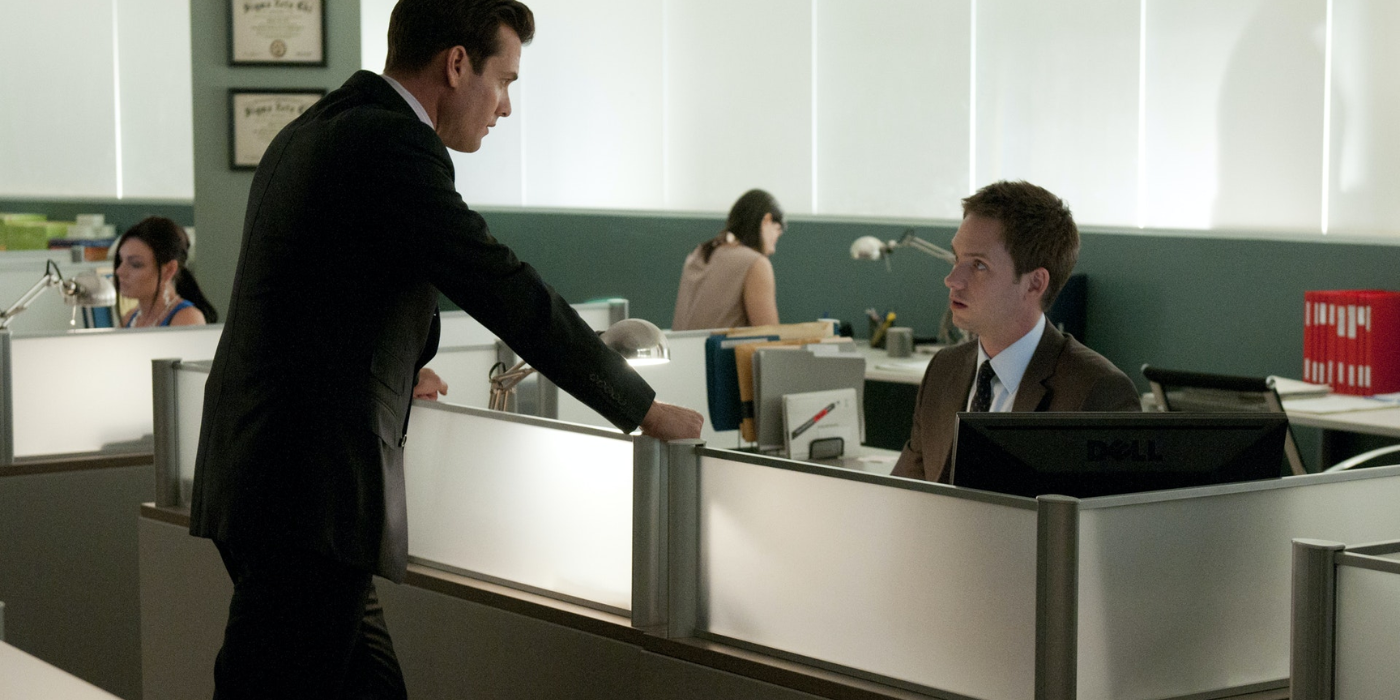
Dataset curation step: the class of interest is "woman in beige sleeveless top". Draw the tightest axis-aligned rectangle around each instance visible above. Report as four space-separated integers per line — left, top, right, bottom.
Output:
672 189 785 331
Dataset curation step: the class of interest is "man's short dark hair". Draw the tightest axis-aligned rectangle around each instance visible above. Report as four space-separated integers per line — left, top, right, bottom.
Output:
961 180 1079 310
385 0 535 75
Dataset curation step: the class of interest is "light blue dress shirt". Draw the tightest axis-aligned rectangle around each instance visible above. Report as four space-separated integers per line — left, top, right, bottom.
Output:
964 313 1047 412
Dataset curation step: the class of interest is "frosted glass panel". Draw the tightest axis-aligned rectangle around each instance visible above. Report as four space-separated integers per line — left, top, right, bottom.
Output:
424 344 497 410
1327 0 1400 238
1144 0 1324 231
975 0 1139 226
699 456 1037 699
1335 564 1400 700
10 326 222 457
176 365 209 499
519 0 664 209
0 257 110 334
814 0 970 219
1076 469 1400 700
664 0 813 213
0 0 118 197
116 0 194 199
436 310 494 347
403 406 633 610
556 330 737 444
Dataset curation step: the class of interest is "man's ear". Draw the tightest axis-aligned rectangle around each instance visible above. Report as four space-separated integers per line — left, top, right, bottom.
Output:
443 46 469 88
1025 267 1050 299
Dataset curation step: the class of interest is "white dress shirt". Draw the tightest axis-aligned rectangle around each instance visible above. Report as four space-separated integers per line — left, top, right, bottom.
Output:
964 314 1047 412
380 74 434 129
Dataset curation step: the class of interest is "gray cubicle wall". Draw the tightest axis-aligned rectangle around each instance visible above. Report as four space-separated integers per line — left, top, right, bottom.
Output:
0 325 222 465
1291 538 1400 700
641 444 1400 700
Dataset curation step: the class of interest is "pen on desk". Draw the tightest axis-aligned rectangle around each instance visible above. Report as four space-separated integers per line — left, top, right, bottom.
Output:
791 402 838 439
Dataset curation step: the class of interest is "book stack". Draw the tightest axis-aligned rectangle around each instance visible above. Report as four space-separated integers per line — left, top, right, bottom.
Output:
1304 290 1400 395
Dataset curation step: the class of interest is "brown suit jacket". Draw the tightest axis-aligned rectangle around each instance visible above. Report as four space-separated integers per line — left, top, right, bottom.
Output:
891 323 1141 483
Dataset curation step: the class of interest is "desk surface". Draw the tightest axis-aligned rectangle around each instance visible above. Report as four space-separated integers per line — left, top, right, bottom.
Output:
0 642 120 699
857 342 942 385
1287 404 1400 438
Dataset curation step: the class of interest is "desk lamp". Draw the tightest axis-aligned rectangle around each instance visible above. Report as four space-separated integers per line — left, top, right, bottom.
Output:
489 318 670 412
850 229 966 345
0 261 117 329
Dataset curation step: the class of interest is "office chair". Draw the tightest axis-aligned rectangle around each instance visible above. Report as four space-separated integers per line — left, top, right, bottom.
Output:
1326 444 1400 472
1141 365 1308 475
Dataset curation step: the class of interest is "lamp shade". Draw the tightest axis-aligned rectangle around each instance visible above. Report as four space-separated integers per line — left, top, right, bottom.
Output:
850 235 887 260
601 318 669 366
63 269 117 308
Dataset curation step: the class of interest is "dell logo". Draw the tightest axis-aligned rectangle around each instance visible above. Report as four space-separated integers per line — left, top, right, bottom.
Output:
1087 439 1165 462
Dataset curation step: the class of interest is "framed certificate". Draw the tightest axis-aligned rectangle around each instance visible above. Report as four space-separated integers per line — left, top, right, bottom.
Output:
229 0 326 66
228 89 324 170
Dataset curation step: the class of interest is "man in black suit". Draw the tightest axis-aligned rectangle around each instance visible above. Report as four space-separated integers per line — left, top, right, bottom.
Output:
189 1 703 697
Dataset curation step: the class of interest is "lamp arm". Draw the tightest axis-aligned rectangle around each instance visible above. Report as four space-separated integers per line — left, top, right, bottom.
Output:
0 272 62 329
488 360 537 412
903 236 957 265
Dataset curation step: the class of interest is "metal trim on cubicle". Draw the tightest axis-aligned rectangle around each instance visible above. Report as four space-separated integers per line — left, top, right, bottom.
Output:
151 359 180 507
1291 537 1400 700
1 330 12 466
1035 495 1079 700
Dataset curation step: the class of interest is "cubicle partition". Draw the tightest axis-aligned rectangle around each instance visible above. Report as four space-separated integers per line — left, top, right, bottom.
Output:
0 325 222 464
1291 537 1400 700
402 403 634 612
635 444 1400 700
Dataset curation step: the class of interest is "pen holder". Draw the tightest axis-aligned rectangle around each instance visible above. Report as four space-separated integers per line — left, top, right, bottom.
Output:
886 327 914 358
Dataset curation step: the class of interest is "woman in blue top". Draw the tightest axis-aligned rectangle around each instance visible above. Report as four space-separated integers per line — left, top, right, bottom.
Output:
114 217 219 327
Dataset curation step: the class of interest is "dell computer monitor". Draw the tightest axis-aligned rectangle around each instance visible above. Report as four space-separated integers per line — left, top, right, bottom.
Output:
951 412 1289 499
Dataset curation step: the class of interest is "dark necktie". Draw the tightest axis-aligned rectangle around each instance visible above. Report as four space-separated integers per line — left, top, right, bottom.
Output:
970 360 997 412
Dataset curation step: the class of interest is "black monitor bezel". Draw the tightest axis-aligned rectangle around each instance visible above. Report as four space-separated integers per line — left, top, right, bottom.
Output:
951 412 1289 499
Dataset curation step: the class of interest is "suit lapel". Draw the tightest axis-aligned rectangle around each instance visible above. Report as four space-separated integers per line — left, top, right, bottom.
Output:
1013 322 1068 412
931 343 978 481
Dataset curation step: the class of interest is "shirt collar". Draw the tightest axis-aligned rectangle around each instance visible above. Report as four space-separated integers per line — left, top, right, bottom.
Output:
976 313 1047 396
379 73 434 129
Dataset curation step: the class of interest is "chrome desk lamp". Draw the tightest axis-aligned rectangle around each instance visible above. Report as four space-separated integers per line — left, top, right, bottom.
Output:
489 318 670 412
0 261 118 330
850 228 966 345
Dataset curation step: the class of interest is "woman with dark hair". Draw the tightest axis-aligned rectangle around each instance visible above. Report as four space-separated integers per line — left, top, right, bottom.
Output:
114 216 219 327
672 189 785 330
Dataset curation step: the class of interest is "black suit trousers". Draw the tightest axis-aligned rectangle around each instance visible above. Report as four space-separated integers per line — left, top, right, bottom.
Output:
213 541 408 700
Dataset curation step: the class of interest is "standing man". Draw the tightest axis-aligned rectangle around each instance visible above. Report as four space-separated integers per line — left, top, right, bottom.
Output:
189 1 703 697
891 180 1139 484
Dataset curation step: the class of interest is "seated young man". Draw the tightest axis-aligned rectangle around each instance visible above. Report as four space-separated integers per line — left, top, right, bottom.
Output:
891 180 1140 483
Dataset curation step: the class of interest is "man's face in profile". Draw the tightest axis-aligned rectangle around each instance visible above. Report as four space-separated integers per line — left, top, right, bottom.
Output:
944 213 1039 342
439 25 522 153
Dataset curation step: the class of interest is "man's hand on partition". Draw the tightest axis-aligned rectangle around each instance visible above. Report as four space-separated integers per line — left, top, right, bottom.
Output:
639 401 704 441
413 367 449 401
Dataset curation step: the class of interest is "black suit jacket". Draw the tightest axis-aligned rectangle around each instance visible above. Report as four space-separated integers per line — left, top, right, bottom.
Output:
891 323 1140 484
189 71 656 581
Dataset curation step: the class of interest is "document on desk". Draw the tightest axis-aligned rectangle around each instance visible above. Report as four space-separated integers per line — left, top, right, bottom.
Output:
1283 395 1400 414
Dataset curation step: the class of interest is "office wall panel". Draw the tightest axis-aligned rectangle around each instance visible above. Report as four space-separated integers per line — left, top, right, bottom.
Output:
814 0 970 219
117 0 194 200
1145 0 1325 232
0 0 118 198
520 0 664 209
975 0 1139 227
1327 0 1400 238
361 0 396 75
664 0 813 213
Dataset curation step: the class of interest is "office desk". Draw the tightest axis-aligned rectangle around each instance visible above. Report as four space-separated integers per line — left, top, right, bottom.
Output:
1286 402 1400 469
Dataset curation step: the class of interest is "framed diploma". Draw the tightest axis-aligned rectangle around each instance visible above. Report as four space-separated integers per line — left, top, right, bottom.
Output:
229 0 326 66
228 89 325 170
